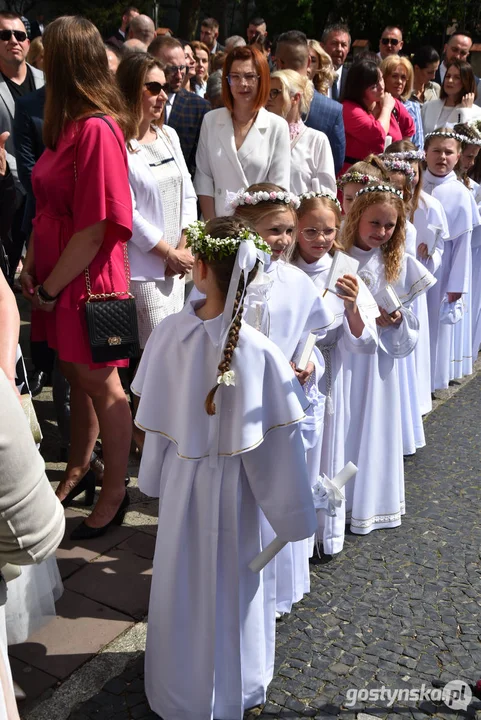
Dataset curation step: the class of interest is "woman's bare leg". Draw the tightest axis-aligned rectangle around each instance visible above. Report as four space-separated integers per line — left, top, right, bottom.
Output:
55 362 99 502
58 362 131 527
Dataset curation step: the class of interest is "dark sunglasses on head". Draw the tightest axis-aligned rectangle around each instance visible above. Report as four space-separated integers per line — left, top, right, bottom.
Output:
381 37 399 46
144 81 169 96
0 29 27 42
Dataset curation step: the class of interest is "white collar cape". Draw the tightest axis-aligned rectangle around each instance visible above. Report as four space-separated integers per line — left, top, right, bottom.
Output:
423 169 480 240
132 299 309 459
348 246 436 305
292 254 379 323
415 191 450 241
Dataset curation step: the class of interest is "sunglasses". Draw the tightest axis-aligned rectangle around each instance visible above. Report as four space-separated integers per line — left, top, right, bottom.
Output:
0 29 27 42
268 88 282 100
144 81 168 96
381 37 399 46
164 64 186 75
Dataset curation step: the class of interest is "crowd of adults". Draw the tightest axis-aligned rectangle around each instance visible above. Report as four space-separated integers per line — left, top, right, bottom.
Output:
1 5 481 716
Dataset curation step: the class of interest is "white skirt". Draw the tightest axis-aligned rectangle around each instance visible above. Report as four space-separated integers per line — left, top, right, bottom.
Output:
5 558 63 646
131 277 185 349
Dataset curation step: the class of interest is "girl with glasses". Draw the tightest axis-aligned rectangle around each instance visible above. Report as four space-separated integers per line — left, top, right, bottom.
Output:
266 69 336 194
292 189 378 556
195 46 290 219
233 183 335 612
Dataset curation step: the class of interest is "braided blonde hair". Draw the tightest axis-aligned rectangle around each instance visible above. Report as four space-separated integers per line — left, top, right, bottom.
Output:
200 217 259 415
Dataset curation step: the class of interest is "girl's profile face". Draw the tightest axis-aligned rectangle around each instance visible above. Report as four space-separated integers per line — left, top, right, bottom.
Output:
387 171 405 192
254 208 296 260
297 205 338 263
426 138 461 176
460 144 480 173
342 182 364 215
357 202 398 251
410 161 420 187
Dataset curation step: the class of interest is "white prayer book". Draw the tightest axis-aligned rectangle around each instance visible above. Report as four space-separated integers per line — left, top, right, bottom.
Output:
324 251 360 295
375 284 402 314
292 333 317 371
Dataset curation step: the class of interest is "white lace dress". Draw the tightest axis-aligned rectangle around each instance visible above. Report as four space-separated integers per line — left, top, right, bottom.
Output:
130 132 184 348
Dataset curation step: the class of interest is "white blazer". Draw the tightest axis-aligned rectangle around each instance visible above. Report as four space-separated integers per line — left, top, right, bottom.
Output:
421 98 481 136
195 107 291 216
127 125 197 282
290 124 336 194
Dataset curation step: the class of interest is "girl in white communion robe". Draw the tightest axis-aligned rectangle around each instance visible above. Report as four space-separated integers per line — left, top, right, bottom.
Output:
131 217 317 720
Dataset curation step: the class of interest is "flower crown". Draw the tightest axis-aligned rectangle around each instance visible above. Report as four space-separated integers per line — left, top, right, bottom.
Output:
380 157 416 182
425 130 466 145
384 150 426 162
299 189 342 212
185 221 271 261
457 132 481 147
230 189 300 210
337 171 380 188
356 184 403 199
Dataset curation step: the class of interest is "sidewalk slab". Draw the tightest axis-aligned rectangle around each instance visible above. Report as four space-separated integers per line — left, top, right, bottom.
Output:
9 658 58 703
9 590 133 679
64 549 152 620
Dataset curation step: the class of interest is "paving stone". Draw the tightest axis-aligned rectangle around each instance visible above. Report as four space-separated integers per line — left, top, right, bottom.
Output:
64 548 153 620
10 590 133 679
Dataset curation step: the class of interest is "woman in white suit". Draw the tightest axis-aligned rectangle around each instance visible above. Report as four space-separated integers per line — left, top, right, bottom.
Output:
195 45 290 219
266 69 336 194
422 60 481 136
117 53 197 349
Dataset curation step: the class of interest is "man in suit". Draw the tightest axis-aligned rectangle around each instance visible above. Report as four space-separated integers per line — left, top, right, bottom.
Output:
200 18 224 54
275 30 345 173
106 5 139 49
246 17 267 43
128 14 155 48
0 11 43 281
149 35 209 177
321 22 351 101
378 26 403 61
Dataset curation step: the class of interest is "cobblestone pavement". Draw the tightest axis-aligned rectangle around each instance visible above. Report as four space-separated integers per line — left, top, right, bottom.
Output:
57 373 481 720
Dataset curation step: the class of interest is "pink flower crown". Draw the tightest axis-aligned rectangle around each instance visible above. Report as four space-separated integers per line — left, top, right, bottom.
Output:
380 157 416 183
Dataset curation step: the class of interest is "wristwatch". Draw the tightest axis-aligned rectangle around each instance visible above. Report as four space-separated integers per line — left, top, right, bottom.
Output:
36 285 58 305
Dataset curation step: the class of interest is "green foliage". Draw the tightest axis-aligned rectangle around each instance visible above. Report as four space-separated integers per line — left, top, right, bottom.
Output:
46 0 152 37
255 0 475 48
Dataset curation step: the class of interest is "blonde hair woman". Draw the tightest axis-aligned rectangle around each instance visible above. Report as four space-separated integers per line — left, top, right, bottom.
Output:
26 36 44 70
381 54 424 147
308 39 335 95
266 69 335 193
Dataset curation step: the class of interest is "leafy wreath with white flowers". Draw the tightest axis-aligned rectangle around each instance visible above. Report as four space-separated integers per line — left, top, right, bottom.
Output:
380 157 416 182
425 130 466 144
356 184 404 199
185 221 272 261
230 189 300 209
298 189 342 211
384 150 425 162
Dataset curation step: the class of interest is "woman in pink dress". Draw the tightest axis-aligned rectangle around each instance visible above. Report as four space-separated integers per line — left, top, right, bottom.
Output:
20 16 136 540
341 58 415 175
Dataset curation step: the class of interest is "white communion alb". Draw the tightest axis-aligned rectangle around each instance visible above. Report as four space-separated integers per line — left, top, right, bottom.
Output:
132 300 317 720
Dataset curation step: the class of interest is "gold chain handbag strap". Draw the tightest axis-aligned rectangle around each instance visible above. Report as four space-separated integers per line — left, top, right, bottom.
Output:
74 116 133 303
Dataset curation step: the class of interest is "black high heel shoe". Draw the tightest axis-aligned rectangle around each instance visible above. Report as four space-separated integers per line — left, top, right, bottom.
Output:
70 491 130 541
60 470 96 509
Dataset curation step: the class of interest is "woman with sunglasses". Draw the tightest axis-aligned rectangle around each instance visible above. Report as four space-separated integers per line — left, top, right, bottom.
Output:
266 69 335 193
341 58 415 175
195 45 290 219
116 53 196 414
421 60 481 136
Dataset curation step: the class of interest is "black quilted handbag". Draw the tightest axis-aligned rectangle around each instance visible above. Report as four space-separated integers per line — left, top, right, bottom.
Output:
84 245 140 363
75 115 140 363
